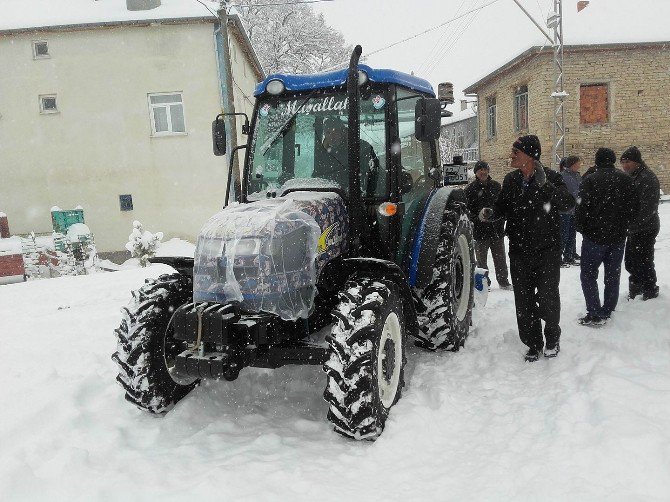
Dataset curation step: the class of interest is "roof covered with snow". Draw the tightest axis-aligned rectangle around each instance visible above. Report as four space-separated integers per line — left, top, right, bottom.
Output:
441 106 477 126
464 40 670 94
0 0 264 78
0 0 219 32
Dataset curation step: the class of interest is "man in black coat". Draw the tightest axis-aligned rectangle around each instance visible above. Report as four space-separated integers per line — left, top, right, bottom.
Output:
480 135 575 362
576 148 638 325
465 161 511 289
620 146 661 300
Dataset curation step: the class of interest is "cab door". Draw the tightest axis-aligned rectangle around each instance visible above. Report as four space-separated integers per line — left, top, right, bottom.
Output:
393 88 439 269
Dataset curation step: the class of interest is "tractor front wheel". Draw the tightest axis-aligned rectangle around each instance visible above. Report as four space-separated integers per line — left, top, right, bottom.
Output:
323 276 406 440
112 272 198 414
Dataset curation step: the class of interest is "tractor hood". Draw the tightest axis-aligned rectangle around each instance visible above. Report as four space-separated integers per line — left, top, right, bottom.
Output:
193 191 349 320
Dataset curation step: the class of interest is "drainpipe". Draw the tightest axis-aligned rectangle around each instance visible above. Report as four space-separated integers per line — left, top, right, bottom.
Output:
214 3 240 201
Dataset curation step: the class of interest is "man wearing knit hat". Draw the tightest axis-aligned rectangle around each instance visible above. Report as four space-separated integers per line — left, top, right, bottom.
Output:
465 161 511 290
620 146 661 300
576 148 638 326
480 135 575 361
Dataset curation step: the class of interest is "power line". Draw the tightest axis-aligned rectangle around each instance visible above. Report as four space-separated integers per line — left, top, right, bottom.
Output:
320 0 501 72
193 0 218 17
423 0 485 76
231 0 336 7
416 0 468 74
364 0 501 59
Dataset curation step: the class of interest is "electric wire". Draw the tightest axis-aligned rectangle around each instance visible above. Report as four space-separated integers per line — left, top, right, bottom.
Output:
422 2 479 75
416 0 468 75
231 0 336 8
364 0 501 59
423 0 486 76
319 0 501 72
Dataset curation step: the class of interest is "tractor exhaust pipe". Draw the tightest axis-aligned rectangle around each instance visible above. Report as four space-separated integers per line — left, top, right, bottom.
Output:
347 45 363 254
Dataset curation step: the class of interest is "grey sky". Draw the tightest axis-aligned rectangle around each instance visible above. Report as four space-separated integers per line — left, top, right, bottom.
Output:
314 0 670 113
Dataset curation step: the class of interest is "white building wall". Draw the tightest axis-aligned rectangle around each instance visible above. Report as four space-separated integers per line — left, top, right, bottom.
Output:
0 21 258 253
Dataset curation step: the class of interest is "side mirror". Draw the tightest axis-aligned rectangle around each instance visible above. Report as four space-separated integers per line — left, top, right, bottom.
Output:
415 97 441 142
400 170 414 195
212 115 227 156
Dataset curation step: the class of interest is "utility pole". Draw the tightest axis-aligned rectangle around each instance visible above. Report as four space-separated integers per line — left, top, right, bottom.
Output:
215 1 241 199
548 0 566 169
512 0 565 170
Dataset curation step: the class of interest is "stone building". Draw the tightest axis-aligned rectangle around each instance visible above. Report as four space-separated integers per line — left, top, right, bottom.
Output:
0 0 264 256
463 41 670 191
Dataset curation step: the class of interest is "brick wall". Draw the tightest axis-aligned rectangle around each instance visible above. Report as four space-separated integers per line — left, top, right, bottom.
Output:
472 45 670 192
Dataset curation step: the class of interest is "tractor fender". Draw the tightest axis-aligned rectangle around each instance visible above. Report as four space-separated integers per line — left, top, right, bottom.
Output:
149 256 194 278
409 186 467 290
340 257 419 340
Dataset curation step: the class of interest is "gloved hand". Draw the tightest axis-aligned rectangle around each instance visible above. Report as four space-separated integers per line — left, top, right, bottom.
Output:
535 163 547 186
479 207 493 222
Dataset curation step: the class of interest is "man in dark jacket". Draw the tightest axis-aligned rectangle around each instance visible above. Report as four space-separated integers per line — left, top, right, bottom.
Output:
559 155 582 266
465 161 511 289
576 148 638 325
620 146 661 300
480 135 575 361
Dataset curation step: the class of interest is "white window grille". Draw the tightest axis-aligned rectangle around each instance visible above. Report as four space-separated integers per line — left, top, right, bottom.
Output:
39 94 58 114
486 95 496 139
514 85 529 131
33 41 50 59
148 92 186 136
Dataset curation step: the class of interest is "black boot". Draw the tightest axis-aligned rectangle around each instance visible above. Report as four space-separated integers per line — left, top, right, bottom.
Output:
524 349 541 362
643 286 659 301
628 281 642 300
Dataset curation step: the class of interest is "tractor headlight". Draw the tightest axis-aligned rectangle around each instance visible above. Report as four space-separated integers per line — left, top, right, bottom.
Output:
233 238 262 256
357 70 368 86
266 79 285 95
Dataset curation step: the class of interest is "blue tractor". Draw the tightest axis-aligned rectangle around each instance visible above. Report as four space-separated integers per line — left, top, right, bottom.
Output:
113 47 476 440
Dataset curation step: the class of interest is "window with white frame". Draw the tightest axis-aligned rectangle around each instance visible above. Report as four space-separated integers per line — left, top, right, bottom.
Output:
148 92 186 135
32 41 50 59
39 94 58 114
514 85 529 131
486 95 496 139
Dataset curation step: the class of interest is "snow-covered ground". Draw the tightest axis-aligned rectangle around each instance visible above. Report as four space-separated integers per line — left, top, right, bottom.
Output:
1 207 669 501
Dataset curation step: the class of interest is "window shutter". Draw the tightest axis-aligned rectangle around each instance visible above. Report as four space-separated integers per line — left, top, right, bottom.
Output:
580 84 608 124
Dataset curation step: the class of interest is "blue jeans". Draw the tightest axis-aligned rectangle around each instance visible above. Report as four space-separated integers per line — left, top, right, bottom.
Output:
560 213 577 261
580 237 626 317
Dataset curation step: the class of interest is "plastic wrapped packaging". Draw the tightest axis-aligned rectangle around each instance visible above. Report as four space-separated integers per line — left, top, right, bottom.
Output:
193 198 322 321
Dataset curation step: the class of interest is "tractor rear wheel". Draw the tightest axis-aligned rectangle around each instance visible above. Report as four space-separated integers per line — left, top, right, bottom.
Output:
112 272 198 414
323 276 406 440
417 207 474 350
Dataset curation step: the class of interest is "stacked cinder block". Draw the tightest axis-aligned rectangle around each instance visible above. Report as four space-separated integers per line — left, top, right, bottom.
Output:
0 213 26 283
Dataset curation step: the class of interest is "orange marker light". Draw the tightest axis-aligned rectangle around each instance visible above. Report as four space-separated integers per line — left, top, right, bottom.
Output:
378 202 398 217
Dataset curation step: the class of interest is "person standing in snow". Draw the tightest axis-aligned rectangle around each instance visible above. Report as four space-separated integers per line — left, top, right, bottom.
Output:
620 146 661 300
479 135 575 362
575 148 638 326
465 161 511 290
559 155 582 266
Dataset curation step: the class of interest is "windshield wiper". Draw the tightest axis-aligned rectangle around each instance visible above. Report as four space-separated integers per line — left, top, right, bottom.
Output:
260 91 316 156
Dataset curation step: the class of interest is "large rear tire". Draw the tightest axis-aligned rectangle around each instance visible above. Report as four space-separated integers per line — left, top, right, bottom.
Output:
323 276 406 440
112 272 198 414
416 208 474 350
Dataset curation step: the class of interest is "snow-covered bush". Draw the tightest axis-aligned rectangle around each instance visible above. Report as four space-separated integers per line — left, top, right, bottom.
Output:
126 221 163 267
